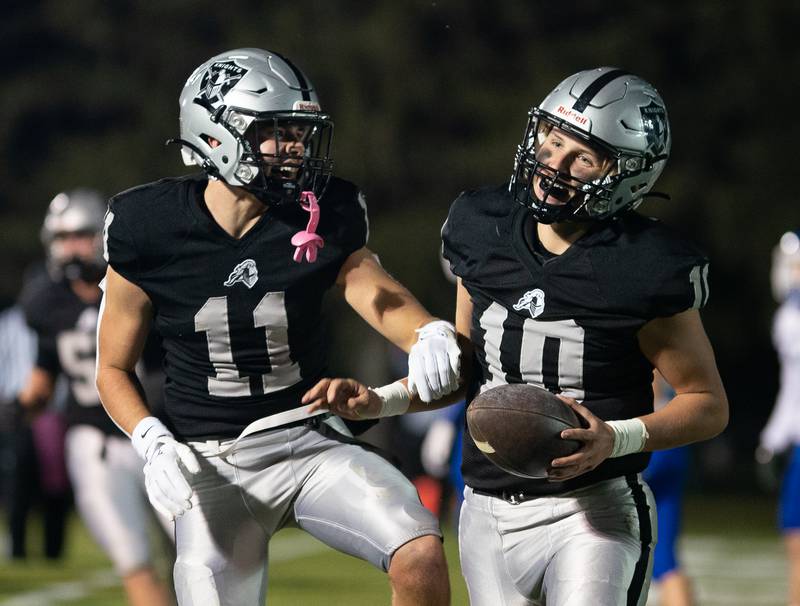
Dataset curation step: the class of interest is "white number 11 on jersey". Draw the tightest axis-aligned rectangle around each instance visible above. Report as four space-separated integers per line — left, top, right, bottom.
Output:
194 292 301 397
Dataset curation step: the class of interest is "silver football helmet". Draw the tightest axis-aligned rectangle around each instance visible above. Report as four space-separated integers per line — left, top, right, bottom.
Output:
174 48 333 205
510 67 671 223
41 188 107 282
771 230 800 302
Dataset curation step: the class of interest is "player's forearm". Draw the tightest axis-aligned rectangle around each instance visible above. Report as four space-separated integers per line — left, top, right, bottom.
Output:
347 283 433 352
639 390 728 451
339 248 435 352
404 377 468 413
96 365 153 436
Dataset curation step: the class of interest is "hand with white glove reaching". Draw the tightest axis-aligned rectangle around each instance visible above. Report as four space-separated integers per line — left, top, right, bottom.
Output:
131 416 201 521
408 320 461 403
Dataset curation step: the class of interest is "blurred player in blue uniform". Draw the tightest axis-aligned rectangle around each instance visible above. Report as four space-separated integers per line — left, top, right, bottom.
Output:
759 230 800 606
644 374 693 605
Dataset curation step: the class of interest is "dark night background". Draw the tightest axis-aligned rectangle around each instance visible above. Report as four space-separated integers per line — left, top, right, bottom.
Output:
2 0 798 492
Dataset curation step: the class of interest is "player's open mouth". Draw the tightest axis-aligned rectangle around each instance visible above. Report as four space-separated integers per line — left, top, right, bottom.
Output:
535 177 571 205
276 164 301 179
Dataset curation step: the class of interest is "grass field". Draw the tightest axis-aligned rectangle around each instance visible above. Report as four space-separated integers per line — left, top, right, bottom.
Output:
0 493 788 605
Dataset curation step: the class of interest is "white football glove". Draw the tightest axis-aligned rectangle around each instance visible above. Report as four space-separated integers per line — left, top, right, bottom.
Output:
408 320 461 403
131 416 200 521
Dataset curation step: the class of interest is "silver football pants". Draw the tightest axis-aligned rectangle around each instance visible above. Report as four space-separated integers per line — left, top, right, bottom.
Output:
459 475 657 606
173 421 441 606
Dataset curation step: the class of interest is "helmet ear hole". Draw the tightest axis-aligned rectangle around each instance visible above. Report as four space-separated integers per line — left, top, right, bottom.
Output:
202 135 220 148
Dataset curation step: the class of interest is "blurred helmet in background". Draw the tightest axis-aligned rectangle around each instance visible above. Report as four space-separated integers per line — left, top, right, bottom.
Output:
41 189 107 283
771 230 800 302
176 47 334 206
510 67 671 224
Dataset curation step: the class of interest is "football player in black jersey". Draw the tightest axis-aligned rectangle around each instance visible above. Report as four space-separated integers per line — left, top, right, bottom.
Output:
96 48 458 606
18 190 172 606
305 68 729 606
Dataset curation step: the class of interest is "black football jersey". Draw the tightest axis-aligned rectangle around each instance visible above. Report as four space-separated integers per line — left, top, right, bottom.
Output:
442 185 709 496
20 272 120 434
104 174 368 440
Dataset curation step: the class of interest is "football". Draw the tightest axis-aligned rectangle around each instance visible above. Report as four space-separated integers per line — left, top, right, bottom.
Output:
466 384 582 479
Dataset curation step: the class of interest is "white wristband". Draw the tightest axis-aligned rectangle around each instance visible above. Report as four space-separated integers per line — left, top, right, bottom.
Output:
369 382 411 418
607 418 649 458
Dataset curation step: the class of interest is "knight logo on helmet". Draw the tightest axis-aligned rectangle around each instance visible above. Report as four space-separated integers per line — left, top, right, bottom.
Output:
171 48 334 207
196 61 248 109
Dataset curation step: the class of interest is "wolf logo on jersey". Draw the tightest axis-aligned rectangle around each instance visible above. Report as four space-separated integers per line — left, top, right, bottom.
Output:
224 259 259 289
513 288 545 318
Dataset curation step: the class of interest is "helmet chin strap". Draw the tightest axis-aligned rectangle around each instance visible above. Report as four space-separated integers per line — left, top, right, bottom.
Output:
291 191 324 263
165 138 222 179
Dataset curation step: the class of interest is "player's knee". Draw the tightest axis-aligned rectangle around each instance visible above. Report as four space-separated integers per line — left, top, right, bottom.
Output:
109 545 152 578
174 559 220 606
389 534 448 586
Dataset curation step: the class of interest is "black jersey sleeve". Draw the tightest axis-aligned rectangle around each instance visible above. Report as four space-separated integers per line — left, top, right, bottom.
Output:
442 185 515 283
648 252 710 317
104 176 201 288
639 221 710 318
34 333 61 374
103 196 141 284
18 273 61 374
441 190 474 280
596 214 711 319
18 272 49 333
317 177 369 255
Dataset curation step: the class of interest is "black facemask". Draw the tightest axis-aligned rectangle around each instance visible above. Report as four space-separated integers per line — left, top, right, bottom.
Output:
60 257 106 284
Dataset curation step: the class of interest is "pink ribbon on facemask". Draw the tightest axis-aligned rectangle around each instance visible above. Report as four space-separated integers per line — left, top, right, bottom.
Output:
291 191 325 263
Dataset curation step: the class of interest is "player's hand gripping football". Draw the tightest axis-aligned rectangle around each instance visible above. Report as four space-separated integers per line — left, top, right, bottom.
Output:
547 397 615 482
407 320 461 402
132 416 201 521
303 378 383 419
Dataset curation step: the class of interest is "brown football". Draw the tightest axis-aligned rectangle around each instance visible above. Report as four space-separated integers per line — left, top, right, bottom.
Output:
466 384 582 479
